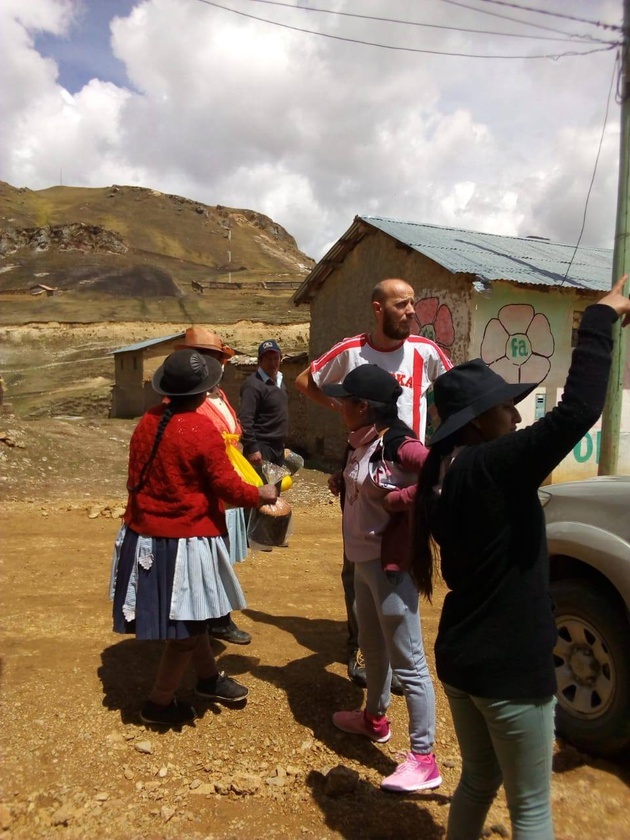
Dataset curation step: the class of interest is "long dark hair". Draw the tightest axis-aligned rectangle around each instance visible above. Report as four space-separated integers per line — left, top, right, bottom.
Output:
127 405 174 494
411 436 459 600
364 397 401 429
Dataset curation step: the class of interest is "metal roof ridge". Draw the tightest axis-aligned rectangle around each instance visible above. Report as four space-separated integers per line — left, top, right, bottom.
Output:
359 215 612 252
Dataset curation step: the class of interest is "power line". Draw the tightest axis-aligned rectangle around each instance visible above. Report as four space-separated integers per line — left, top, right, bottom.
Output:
241 0 612 45
194 0 618 59
439 0 609 40
474 0 623 33
562 50 621 283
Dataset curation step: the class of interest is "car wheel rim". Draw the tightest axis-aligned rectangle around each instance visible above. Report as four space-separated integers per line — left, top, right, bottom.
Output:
553 614 615 719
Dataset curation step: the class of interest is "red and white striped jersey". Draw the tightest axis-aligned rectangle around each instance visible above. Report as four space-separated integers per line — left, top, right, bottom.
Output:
311 333 452 443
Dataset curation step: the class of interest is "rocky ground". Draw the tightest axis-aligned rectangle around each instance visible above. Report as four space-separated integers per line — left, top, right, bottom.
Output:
0 416 629 840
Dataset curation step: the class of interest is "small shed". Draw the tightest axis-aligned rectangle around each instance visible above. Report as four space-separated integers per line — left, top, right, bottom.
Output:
110 333 184 418
293 215 627 479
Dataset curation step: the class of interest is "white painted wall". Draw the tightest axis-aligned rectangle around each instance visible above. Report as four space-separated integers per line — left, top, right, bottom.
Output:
470 283 630 481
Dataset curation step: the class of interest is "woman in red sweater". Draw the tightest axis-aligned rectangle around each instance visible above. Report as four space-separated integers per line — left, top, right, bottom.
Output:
175 327 253 645
111 349 277 727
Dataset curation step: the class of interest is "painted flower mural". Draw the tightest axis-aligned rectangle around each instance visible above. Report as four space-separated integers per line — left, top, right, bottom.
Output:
480 304 555 383
412 297 455 350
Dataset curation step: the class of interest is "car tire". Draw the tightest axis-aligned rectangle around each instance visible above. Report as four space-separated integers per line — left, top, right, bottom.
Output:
551 578 630 757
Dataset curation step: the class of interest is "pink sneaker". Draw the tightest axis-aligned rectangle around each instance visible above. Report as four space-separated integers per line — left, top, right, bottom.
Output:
332 709 391 743
380 752 442 792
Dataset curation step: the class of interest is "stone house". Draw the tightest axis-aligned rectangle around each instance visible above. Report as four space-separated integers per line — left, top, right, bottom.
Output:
110 333 186 419
293 215 629 480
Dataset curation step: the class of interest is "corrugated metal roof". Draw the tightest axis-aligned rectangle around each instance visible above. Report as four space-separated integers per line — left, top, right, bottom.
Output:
293 215 614 304
361 216 613 290
111 332 185 355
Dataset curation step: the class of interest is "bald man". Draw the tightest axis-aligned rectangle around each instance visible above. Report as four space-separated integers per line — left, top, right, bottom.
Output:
296 278 452 689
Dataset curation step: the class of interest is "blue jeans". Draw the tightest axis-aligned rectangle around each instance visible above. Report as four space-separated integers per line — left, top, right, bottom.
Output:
443 683 555 840
354 559 436 754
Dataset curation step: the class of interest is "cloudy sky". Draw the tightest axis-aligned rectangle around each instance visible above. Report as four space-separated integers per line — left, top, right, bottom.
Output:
0 0 624 259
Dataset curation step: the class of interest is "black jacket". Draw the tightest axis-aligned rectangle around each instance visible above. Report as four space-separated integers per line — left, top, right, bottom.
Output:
433 304 617 698
238 371 289 458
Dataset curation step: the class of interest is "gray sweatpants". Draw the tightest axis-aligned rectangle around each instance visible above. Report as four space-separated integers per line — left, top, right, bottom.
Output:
354 558 436 754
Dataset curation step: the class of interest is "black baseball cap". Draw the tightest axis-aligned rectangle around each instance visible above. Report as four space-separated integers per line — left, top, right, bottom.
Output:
322 364 402 403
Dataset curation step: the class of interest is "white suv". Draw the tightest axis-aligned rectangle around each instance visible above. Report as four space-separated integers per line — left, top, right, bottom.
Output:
540 476 630 757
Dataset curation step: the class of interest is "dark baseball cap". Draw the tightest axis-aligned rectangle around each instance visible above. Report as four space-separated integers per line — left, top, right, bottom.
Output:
322 364 402 403
258 339 282 356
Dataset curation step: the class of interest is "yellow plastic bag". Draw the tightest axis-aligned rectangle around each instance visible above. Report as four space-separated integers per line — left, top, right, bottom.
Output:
224 435 263 487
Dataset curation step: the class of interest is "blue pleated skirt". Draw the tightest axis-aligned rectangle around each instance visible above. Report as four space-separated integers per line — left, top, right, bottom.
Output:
110 525 247 640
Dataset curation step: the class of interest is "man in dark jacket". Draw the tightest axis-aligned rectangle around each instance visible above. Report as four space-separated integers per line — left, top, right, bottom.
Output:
239 339 304 477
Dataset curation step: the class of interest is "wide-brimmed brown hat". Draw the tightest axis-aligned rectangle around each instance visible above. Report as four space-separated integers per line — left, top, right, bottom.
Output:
175 326 235 360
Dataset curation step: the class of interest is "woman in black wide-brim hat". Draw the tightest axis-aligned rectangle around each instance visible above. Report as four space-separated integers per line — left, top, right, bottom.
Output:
110 349 277 727
412 276 630 840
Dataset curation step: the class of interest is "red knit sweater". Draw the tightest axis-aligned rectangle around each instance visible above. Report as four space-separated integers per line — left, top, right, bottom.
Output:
124 406 260 538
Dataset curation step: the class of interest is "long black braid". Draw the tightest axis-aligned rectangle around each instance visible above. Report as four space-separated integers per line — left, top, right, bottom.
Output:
127 405 174 494
411 437 458 601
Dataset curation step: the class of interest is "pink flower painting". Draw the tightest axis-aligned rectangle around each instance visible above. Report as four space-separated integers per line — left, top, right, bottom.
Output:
413 297 455 349
480 304 555 383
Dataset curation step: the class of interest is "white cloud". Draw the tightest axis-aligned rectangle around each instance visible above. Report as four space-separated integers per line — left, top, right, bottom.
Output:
0 0 622 258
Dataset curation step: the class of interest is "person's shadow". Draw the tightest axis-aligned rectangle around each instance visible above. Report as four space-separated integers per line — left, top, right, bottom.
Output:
97 638 254 729
98 620 449 838
305 768 446 839
244 608 450 802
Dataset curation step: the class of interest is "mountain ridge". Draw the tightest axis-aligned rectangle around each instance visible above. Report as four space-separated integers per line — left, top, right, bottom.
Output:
0 181 314 325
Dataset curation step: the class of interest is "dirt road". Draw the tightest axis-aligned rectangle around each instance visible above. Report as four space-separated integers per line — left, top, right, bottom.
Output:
0 418 628 839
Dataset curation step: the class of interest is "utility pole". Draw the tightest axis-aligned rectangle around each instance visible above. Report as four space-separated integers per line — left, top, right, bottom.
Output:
599 0 630 475
227 225 232 283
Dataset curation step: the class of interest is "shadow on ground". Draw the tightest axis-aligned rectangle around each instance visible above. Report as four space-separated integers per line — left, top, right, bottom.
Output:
305 769 446 839
244 609 451 799
97 637 256 727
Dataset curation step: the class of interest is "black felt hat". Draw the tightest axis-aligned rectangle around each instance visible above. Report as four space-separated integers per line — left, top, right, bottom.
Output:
429 358 538 445
322 364 402 403
152 349 223 397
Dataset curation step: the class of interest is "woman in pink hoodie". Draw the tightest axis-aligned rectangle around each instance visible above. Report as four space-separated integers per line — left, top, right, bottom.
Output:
324 363 441 794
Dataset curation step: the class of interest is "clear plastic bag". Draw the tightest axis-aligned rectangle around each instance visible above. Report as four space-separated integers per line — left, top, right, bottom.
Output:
261 460 291 487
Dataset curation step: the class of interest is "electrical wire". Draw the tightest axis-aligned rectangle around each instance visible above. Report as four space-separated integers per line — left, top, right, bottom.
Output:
194 0 618 59
473 0 623 33
439 0 610 40
562 50 621 284
241 0 612 45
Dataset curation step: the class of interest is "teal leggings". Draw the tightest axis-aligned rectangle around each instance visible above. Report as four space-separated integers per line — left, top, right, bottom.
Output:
443 683 555 840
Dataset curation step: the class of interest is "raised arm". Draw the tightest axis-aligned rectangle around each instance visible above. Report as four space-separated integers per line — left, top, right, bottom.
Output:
599 274 630 325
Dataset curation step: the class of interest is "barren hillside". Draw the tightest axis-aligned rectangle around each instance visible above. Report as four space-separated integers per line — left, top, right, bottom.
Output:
0 181 312 417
